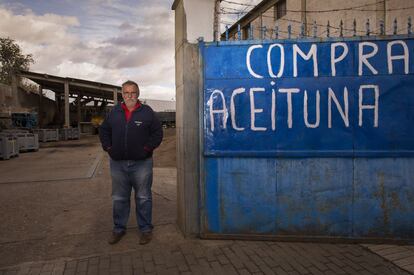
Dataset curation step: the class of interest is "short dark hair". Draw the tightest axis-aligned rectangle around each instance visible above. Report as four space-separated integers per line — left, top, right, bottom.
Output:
122 80 140 94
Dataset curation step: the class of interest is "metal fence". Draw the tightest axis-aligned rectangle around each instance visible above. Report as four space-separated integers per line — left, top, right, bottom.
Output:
200 31 414 240
223 17 413 41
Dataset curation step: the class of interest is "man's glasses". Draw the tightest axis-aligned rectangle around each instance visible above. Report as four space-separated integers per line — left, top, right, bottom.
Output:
123 92 137 97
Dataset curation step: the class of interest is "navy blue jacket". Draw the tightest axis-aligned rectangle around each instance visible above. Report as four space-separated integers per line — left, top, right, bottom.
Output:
99 103 163 160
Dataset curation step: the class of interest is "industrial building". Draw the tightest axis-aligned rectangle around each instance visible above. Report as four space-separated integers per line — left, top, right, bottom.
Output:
0 71 175 159
221 0 414 40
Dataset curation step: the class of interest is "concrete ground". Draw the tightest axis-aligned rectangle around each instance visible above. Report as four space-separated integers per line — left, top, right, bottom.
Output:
0 129 413 275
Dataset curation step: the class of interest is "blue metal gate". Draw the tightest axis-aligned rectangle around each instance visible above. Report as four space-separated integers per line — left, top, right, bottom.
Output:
200 36 414 240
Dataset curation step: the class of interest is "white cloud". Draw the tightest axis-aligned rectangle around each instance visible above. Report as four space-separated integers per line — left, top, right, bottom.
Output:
0 9 79 44
140 85 175 101
0 3 175 101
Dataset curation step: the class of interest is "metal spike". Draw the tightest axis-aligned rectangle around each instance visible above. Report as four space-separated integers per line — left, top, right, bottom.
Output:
275 24 279 39
353 19 357 36
408 17 412 35
394 18 398 35
380 20 385 35
327 21 330 38
225 25 229 41
340 20 343 37
263 26 267 40
237 24 241 40
313 21 317 38
288 24 292 39
366 19 370 36
300 22 305 38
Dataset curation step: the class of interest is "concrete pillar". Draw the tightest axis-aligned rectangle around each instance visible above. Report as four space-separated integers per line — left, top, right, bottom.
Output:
54 92 60 125
77 93 82 129
173 0 215 43
11 73 19 110
113 89 118 105
64 81 70 128
213 0 220 41
172 0 215 237
38 85 43 128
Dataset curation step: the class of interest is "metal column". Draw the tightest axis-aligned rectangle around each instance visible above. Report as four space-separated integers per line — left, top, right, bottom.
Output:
64 81 70 128
113 89 119 105
38 85 43 128
77 93 82 129
11 74 19 108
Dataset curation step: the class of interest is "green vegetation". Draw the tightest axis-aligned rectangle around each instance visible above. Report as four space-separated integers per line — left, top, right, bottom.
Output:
0 37 34 84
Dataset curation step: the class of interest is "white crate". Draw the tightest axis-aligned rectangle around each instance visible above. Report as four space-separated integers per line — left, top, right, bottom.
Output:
0 134 19 160
33 129 59 142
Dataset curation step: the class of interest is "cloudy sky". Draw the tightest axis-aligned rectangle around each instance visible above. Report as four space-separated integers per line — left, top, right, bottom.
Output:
0 0 259 101
0 0 176 101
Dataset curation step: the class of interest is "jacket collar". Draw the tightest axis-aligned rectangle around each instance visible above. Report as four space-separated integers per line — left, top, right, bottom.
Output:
113 101 142 112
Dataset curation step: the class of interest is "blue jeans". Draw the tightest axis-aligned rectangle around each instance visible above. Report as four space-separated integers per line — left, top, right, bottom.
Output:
109 158 153 234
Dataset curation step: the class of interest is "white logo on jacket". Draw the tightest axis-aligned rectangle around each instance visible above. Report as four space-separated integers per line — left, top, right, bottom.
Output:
134 121 142 127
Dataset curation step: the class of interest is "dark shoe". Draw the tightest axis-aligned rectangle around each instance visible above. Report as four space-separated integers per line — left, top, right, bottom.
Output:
139 232 152 245
108 231 125 245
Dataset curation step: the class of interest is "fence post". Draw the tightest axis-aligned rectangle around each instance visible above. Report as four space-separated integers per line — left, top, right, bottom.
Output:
288 24 292 39
326 21 330 38
225 25 229 41
353 19 357 36
340 20 343 37
300 22 305 38
275 24 279 39
380 20 385 35
366 19 370 36
394 18 398 35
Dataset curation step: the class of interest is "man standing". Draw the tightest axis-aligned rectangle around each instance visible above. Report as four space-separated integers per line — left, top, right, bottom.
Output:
99 80 163 245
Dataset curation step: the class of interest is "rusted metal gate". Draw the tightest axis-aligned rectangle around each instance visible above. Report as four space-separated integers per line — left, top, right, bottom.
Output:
200 36 414 240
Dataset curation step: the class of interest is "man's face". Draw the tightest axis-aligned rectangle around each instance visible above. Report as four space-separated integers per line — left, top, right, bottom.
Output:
122 84 139 108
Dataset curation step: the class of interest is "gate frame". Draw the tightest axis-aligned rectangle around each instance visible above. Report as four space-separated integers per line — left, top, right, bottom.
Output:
198 34 414 243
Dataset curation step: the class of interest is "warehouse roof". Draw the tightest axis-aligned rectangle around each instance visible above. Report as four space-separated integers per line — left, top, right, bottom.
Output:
18 71 122 101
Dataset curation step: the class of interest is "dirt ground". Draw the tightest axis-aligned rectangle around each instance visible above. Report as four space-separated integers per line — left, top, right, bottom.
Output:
153 128 176 167
0 128 177 268
1 128 413 274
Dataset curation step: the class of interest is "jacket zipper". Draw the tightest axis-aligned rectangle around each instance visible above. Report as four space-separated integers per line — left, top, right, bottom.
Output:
124 112 129 159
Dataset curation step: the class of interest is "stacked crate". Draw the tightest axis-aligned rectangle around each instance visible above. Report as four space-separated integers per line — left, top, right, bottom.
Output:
33 129 59 142
16 132 39 152
59 128 70 141
0 133 19 160
59 128 80 140
2 130 39 152
68 128 80 140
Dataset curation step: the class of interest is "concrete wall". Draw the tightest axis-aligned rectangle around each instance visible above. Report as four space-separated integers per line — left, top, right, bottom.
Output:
0 84 13 113
304 0 413 37
173 0 215 237
174 0 215 43
227 0 414 40
0 82 57 127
